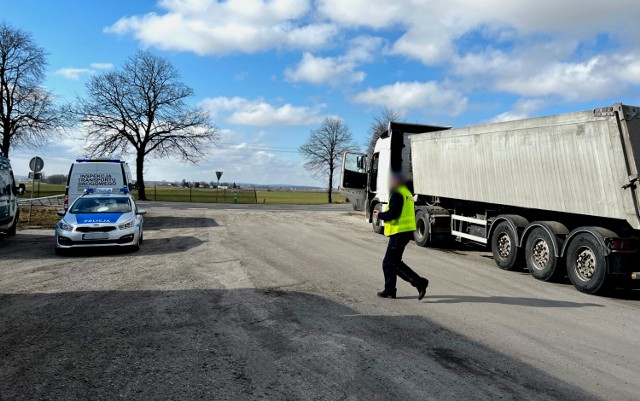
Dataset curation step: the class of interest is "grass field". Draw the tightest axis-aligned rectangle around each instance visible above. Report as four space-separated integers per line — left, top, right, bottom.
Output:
256 191 344 204
20 183 346 205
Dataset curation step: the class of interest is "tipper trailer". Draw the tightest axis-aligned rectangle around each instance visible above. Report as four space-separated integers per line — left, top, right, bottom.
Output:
340 103 640 294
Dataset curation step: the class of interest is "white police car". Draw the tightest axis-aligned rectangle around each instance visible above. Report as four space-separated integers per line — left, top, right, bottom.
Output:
55 188 146 254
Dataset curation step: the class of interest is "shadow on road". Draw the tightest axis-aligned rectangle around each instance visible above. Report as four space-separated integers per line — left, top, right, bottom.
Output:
0 233 205 259
423 295 604 308
143 216 219 230
0 289 597 401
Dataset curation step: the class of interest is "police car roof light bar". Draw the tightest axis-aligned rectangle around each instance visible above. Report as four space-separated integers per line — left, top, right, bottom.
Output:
83 187 130 194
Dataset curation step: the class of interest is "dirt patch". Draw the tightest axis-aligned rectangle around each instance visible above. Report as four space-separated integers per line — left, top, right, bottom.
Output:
18 206 60 229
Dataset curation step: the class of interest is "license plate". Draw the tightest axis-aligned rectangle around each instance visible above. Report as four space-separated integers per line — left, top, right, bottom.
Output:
82 233 109 240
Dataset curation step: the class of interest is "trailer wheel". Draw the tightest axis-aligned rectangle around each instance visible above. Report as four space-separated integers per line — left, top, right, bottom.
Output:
525 228 559 281
372 203 384 235
414 210 431 247
491 222 522 271
566 233 609 295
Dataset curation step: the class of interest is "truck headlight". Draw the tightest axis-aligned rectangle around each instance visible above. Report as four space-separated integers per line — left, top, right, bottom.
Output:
119 219 135 230
57 221 73 231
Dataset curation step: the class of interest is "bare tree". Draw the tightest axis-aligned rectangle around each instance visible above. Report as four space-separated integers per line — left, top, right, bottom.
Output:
0 22 65 156
78 50 219 200
300 117 355 203
366 107 402 156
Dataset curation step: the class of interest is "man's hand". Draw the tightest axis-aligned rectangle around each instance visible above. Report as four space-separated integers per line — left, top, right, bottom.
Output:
373 210 379 218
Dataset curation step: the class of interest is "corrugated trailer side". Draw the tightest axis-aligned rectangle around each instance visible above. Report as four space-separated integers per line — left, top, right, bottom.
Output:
411 104 640 231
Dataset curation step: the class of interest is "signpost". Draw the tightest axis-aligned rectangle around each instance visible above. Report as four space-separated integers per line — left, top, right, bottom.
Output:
215 171 223 203
28 156 44 224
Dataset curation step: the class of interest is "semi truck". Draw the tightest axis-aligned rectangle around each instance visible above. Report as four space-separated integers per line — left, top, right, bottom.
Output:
340 103 640 295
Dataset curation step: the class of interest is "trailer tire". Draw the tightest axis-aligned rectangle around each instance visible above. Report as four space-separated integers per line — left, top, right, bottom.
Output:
414 210 431 247
565 233 609 295
372 203 384 235
491 222 522 271
7 210 18 236
525 228 559 281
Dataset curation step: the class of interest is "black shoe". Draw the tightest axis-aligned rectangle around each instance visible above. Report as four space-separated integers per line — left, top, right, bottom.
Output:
417 279 429 300
377 290 396 299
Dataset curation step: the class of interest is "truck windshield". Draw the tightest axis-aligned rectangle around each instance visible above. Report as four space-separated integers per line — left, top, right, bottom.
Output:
70 197 132 214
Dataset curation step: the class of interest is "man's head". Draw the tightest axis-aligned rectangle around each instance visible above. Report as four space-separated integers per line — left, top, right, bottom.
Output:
389 172 406 190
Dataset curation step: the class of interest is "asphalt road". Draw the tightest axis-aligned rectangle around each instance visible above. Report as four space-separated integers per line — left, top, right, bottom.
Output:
1 206 638 400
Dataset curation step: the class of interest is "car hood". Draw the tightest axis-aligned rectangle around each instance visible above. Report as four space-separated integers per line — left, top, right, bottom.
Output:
65 213 132 225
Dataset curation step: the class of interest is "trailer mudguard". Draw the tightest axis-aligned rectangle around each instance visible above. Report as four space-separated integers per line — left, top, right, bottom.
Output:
521 221 570 257
488 215 529 247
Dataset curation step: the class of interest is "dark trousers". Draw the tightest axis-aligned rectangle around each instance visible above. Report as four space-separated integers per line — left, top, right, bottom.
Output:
383 232 423 293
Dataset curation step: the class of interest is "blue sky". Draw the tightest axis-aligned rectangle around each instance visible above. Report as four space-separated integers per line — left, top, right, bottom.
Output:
3 0 640 186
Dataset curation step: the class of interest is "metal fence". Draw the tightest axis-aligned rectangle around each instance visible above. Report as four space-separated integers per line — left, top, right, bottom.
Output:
132 187 259 204
22 186 260 204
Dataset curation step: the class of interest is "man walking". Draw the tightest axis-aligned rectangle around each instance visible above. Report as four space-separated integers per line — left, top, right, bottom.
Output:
373 173 429 300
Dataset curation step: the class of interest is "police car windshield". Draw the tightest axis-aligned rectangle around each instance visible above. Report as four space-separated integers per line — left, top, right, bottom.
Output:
70 197 132 214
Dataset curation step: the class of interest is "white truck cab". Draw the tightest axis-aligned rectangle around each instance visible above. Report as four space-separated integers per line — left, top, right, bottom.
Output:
340 122 449 233
0 153 26 236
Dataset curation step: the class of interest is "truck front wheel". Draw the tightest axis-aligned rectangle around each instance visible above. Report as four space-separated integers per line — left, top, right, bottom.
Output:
414 210 431 247
525 228 559 281
372 203 384 235
566 233 609 295
491 222 522 271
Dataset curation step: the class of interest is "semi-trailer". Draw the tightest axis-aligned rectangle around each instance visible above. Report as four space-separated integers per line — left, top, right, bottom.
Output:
340 103 640 294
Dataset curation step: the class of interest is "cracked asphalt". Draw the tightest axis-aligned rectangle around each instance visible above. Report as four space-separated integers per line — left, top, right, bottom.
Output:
1 204 639 400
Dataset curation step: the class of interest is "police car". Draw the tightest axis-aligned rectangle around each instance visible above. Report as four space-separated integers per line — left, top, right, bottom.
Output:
55 188 145 254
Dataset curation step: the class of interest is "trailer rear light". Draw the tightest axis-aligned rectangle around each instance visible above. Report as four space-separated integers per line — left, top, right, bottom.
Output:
64 194 69 211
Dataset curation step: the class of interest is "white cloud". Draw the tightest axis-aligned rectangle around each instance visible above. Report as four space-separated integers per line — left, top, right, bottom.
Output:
105 0 337 55
55 68 94 80
55 62 114 80
454 49 640 101
201 97 327 126
106 1 640 102
490 99 547 123
354 81 468 116
285 36 382 85
90 63 114 70
316 0 640 99
318 0 640 65
285 53 365 85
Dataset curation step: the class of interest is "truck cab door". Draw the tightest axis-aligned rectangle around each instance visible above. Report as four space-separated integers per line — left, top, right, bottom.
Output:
340 152 368 211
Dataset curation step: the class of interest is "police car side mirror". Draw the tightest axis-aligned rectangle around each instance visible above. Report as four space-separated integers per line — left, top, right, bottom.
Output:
136 209 147 215
56 210 65 217
16 183 26 196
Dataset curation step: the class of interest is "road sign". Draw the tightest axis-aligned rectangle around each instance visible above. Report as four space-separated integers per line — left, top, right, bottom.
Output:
28 172 43 180
29 156 44 172
216 171 223 181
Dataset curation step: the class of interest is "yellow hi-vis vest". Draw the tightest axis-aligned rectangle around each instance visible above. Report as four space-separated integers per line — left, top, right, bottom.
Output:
384 185 417 236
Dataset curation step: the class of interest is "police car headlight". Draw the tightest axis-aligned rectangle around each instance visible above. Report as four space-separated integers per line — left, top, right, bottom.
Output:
119 219 135 230
57 221 73 231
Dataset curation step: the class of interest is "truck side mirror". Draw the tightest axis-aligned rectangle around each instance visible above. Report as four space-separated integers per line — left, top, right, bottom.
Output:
128 183 137 191
16 183 26 196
